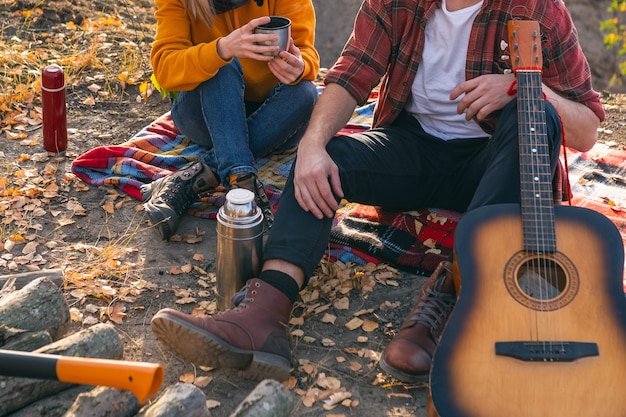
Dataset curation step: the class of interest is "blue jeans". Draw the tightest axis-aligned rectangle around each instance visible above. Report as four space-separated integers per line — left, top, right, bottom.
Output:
264 99 563 282
171 58 318 183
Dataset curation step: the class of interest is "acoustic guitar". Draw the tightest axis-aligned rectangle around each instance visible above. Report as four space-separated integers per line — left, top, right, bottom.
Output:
429 20 626 417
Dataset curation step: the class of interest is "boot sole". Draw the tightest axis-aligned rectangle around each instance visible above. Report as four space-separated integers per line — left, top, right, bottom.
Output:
151 311 291 381
140 181 172 239
378 349 429 383
142 202 174 240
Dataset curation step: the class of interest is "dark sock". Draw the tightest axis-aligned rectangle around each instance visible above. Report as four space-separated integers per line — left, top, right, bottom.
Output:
259 270 300 303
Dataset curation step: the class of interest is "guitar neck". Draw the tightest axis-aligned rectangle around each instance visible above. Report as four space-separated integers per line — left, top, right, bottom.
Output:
516 70 556 253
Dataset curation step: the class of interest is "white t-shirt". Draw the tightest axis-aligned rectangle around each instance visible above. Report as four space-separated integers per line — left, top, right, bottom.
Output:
405 0 486 140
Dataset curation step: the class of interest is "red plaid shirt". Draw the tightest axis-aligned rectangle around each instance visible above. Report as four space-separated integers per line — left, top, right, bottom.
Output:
324 0 605 129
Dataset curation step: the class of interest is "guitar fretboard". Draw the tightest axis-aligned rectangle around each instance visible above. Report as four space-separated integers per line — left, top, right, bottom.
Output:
516 70 556 253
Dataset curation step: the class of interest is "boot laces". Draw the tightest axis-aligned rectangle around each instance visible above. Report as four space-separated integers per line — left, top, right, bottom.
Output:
225 280 261 312
156 177 198 214
231 282 250 307
408 277 456 333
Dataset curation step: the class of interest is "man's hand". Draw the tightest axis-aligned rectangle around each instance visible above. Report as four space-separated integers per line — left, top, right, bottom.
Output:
450 73 516 121
451 73 600 151
268 39 305 85
293 139 343 220
289 83 357 219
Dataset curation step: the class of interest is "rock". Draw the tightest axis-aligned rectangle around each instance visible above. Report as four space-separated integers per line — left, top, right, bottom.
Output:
135 383 211 417
229 379 296 417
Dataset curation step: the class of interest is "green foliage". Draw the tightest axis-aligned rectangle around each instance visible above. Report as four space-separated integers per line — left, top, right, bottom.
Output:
150 74 178 100
601 0 626 76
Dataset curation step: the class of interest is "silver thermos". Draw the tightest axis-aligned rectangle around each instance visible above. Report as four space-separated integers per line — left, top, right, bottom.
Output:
216 188 264 310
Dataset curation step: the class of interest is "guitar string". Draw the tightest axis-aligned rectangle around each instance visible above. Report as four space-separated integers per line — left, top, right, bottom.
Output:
522 67 565 354
521 69 548 345
535 72 565 353
513 30 542 346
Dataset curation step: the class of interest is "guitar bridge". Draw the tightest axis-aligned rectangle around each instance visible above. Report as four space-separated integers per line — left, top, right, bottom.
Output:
495 341 599 362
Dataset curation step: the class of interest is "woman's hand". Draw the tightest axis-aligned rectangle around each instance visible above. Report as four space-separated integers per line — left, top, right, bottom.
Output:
268 39 305 84
216 16 280 61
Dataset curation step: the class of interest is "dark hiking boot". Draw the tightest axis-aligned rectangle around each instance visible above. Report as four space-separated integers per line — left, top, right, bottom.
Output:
150 278 292 381
379 260 456 383
230 172 274 230
141 161 219 240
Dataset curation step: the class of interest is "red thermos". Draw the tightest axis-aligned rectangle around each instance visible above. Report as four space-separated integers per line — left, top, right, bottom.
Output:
41 64 67 152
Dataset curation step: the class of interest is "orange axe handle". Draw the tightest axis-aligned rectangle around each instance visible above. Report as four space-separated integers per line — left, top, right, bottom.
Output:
0 349 163 403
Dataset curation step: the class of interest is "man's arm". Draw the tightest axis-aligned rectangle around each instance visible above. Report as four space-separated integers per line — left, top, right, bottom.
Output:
293 83 358 219
299 83 358 149
451 74 601 153
543 85 600 152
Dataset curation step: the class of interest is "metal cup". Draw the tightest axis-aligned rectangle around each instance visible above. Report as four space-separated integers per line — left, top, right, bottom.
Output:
254 16 291 56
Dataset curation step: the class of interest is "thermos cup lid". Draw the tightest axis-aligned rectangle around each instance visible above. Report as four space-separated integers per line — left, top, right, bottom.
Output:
42 64 65 90
226 188 255 205
219 188 262 222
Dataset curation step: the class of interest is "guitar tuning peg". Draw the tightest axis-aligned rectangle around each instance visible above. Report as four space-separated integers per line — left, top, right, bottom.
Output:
542 48 550 68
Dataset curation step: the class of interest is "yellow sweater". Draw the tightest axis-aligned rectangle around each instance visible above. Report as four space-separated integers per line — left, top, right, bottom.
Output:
151 0 320 102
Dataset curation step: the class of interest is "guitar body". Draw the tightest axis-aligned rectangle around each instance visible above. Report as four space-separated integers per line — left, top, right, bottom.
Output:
430 203 626 417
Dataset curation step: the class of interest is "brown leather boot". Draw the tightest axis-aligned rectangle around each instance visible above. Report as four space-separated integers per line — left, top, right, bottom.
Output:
141 161 219 240
379 260 456 383
150 278 292 381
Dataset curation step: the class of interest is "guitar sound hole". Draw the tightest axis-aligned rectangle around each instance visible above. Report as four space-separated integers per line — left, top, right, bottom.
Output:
505 251 578 311
516 258 566 300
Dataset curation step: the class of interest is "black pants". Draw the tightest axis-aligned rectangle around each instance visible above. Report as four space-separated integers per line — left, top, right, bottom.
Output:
264 99 563 282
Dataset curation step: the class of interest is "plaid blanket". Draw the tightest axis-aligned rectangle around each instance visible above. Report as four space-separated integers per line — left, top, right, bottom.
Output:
72 99 626 290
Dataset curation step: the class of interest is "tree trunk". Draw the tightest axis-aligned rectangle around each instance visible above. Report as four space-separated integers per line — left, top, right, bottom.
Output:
0 277 69 341
62 386 140 417
0 269 64 290
0 323 124 416
0 325 52 351
4 387 91 417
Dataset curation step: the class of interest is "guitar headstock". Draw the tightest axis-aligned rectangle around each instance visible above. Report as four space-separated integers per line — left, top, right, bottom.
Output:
508 20 543 73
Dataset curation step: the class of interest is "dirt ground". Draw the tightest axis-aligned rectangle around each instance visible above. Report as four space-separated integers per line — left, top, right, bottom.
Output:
1 1 626 416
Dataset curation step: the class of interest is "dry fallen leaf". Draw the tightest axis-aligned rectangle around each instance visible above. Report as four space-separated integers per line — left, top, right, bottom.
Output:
194 375 213 388
333 297 349 310
321 313 337 324
175 297 197 305
302 387 321 407
349 361 362 372
361 319 379 332
206 399 221 409
323 390 352 407
289 316 305 326
104 303 127 324
345 317 363 331
322 338 336 347
317 373 342 390
179 372 195 384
